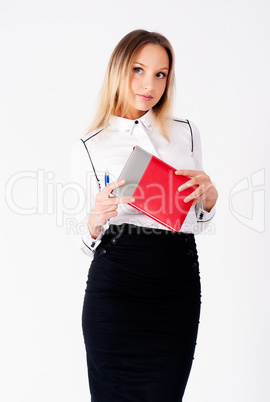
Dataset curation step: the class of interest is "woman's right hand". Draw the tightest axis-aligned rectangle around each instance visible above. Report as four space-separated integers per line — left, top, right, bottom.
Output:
88 179 134 239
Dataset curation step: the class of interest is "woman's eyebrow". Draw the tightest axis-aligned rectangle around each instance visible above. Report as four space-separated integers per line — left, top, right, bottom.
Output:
133 62 169 70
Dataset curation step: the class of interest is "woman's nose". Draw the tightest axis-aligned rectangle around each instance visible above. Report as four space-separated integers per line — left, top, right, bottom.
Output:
142 75 154 90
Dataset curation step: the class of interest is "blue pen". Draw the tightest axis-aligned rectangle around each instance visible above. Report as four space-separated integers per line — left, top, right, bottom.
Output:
104 168 110 187
105 168 110 221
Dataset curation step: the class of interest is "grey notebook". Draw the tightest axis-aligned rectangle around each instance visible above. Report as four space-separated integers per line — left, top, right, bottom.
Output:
112 146 153 197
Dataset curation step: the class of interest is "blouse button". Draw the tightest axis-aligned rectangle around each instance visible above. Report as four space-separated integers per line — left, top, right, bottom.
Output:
135 120 139 124
111 238 117 245
192 262 198 271
187 249 194 258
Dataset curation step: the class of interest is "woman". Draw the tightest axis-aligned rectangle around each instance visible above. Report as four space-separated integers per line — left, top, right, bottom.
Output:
71 29 218 402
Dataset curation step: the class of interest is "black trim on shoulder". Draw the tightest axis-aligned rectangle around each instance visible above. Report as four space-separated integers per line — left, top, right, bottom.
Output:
186 120 194 153
173 118 189 124
82 128 104 144
173 118 194 153
80 128 105 191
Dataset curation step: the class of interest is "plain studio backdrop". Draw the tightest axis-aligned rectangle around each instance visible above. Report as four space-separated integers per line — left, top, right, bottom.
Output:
1 0 269 401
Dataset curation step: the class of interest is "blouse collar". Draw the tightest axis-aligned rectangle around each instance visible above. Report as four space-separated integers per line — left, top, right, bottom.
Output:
109 109 153 134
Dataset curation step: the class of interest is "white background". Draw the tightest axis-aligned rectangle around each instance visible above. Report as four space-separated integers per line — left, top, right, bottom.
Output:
1 0 269 401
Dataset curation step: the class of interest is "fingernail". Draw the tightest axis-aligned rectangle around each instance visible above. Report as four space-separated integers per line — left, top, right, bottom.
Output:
184 197 190 203
178 186 183 192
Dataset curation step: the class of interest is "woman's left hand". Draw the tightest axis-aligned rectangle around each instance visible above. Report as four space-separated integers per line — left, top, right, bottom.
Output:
175 169 218 212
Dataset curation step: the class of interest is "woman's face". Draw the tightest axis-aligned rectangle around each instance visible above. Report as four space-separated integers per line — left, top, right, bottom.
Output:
124 44 169 120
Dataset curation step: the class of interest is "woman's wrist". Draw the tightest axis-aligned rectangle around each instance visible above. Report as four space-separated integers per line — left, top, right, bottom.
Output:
203 200 215 212
88 220 102 240
203 190 218 212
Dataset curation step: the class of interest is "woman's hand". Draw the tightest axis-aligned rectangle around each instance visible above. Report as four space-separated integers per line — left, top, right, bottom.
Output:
175 170 218 212
88 180 134 239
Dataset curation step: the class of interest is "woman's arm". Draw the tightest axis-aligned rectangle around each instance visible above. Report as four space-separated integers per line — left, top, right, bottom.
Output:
70 140 134 255
88 180 135 239
175 169 218 212
175 121 218 232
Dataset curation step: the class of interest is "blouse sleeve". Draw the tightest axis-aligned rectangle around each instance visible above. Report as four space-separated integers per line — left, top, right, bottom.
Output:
189 121 216 233
69 139 108 258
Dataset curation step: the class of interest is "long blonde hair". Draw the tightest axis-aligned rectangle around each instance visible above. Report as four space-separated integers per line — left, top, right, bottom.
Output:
86 29 175 139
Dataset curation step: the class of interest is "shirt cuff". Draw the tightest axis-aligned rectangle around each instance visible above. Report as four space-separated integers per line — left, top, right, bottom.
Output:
196 204 216 223
81 222 109 252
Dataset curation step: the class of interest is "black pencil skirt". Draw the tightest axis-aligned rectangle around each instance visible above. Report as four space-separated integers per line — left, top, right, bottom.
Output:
82 224 201 402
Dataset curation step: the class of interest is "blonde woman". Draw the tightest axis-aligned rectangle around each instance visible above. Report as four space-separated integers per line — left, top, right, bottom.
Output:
71 29 218 401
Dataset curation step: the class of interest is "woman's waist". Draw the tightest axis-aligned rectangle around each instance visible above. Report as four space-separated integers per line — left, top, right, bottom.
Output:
110 205 198 234
101 223 196 249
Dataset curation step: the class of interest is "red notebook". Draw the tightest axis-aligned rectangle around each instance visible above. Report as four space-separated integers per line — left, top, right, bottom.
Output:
113 146 198 232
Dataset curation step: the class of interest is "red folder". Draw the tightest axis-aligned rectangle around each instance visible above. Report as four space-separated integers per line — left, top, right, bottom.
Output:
113 146 198 232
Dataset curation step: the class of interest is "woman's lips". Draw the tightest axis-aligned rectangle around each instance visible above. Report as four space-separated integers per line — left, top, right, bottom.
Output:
137 94 153 101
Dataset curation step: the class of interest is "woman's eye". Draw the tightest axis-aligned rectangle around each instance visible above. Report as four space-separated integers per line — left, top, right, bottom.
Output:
156 72 167 78
134 67 143 73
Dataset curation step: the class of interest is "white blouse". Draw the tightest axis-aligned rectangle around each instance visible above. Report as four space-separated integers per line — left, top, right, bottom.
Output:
70 109 216 257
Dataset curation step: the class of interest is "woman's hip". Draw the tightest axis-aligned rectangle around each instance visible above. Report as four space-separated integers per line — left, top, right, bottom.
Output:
85 224 200 300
